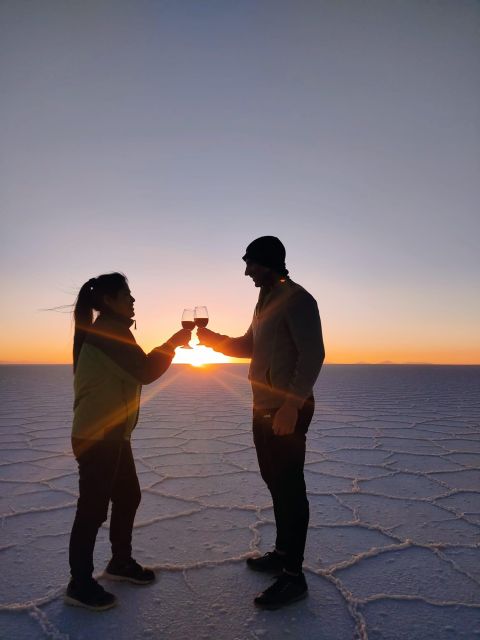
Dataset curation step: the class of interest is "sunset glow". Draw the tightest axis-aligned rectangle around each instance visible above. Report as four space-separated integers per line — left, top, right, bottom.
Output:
172 338 231 367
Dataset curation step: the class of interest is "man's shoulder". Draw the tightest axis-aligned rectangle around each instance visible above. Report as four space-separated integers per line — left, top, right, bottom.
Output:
285 280 318 306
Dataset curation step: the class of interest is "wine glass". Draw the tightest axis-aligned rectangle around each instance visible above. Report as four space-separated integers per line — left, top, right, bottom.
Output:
194 306 209 344
181 309 195 349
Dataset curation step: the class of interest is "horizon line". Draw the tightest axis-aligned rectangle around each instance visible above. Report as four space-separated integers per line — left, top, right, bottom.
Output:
1 361 480 367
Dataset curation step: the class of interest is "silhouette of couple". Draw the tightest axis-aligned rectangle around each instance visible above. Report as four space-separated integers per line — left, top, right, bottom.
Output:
66 236 325 611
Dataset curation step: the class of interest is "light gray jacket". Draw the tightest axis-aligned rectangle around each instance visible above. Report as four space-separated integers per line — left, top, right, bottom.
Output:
212 279 325 409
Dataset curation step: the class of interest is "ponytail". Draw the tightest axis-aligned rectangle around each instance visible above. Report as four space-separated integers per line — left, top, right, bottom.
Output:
73 278 96 371
72 272 128 371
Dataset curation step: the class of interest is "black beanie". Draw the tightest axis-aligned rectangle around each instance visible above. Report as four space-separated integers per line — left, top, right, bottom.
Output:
242 236 289 276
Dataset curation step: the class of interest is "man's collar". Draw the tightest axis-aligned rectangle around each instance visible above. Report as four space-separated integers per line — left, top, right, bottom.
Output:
261 277 290 295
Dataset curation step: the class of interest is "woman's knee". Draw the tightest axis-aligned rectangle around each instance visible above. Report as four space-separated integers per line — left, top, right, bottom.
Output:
113 483 141 512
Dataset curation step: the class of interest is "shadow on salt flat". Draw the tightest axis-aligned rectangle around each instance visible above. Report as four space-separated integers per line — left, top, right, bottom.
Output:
36 564 356 640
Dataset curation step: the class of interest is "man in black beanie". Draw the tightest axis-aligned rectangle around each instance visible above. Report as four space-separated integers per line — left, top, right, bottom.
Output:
198 236 325 609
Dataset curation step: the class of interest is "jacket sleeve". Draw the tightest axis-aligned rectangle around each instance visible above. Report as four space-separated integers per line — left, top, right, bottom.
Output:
284 293 325 407
88 329 175 385
207 324 254 358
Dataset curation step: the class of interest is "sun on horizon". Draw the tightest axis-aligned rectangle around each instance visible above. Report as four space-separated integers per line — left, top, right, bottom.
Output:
172 338 232 367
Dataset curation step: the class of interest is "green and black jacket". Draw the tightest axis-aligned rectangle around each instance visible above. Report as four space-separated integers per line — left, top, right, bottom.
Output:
73 311 175 441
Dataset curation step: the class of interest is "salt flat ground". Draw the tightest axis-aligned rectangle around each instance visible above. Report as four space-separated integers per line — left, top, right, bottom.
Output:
0 364 479 640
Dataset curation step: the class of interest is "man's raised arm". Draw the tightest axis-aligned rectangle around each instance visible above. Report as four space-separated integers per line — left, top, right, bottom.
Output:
197 325 253 359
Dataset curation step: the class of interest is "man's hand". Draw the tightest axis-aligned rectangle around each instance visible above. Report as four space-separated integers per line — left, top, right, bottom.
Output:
197 327 217 348
272 403 299 436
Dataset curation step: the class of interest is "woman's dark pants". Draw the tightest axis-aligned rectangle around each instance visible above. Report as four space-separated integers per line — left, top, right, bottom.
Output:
69 437 141 582
252 397 314 575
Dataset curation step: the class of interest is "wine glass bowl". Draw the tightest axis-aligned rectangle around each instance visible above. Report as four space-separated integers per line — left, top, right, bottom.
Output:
194 306 209 328
194 306 209 344
181 309 195 349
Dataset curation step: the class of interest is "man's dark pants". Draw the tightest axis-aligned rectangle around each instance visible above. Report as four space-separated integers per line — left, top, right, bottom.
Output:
252 397 315 575
69 436 141 582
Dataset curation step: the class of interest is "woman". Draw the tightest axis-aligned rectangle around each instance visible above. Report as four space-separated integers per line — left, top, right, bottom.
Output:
66 272 191 611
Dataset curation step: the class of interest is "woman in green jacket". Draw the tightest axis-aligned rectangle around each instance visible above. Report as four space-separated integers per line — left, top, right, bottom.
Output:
66 272 191 611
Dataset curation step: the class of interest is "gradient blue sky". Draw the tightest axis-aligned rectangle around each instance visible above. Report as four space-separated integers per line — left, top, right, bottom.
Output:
1 0 479 363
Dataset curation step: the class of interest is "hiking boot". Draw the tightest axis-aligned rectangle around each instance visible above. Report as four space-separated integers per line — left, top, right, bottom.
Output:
64 578 117 611
103 557 155 585
254 572 308 610
246 550 286 573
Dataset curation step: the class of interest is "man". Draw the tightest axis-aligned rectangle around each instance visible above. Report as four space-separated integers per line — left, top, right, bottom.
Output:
197 236 325 609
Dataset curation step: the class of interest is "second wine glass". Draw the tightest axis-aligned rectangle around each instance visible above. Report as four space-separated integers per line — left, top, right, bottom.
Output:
194 306 209 345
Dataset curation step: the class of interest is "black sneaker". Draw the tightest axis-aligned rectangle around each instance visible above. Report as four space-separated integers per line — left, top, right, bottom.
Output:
64 578 117 611
246 551 286 573
254 572 308 610
103 558 155 585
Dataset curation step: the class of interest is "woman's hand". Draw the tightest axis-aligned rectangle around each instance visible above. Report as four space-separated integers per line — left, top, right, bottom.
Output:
167 328 192 348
